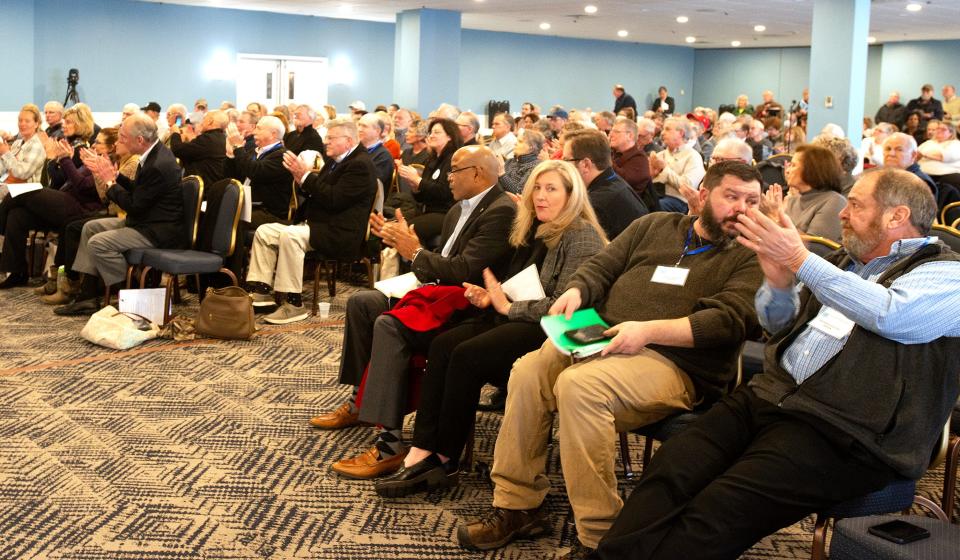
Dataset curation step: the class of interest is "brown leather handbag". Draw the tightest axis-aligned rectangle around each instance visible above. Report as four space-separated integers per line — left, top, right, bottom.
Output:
195 286 255 340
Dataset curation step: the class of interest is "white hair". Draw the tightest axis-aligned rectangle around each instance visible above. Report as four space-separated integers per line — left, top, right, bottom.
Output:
122 103 139 114
712 138 754 163
257 115 286 140
44 101 64 114
820 123 846 138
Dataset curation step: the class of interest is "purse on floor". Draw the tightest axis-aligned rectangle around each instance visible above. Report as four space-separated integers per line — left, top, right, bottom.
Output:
195 286 255 340
80 305 160 350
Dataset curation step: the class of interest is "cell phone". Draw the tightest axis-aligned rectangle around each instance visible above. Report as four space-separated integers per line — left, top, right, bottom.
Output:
564 324 609 345
868 520 930 544
175 116 183 127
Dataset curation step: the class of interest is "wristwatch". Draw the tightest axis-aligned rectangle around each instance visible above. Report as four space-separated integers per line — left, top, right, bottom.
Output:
411 247 424 263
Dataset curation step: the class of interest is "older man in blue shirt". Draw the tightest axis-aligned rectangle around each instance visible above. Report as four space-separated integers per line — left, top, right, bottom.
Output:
593 167 960 560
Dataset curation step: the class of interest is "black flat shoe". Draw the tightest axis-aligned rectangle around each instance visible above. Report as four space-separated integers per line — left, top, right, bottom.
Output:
374 454 459 498
54 298 100 316
0 273 29 290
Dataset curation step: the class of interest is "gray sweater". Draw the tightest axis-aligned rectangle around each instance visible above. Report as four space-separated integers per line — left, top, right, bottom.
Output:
567 213 762 403
507 220 607 322
784 189 847 242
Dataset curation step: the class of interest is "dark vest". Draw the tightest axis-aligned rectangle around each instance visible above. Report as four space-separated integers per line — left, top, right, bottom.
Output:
750 242 960 478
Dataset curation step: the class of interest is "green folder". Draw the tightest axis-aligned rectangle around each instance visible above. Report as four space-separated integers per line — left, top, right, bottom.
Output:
539 308 611 358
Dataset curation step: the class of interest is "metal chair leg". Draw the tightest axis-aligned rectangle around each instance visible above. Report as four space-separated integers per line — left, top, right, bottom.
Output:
641 436 654 471
619 432 635 480
943 435 960 521
312 261 322 316
811 515 828 560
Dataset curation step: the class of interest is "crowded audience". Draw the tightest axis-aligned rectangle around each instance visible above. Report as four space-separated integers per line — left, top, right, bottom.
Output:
3 78 960 560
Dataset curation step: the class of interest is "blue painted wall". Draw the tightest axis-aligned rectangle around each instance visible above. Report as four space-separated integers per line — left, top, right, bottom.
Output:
14 0 394 112
878 40 960 106
459 30 696 115
693 45 886 120
4 0 35 106
3 0 957 122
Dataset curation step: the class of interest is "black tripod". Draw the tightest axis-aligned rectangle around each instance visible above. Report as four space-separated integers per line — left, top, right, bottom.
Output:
64 68 80 106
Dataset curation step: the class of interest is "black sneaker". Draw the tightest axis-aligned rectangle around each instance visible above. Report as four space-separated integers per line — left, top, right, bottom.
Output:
0 272 29 290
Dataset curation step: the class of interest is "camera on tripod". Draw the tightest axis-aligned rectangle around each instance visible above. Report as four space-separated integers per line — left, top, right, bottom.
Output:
65 68 80 106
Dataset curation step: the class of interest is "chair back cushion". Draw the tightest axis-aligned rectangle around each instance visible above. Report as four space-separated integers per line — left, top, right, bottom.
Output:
210 179 242 257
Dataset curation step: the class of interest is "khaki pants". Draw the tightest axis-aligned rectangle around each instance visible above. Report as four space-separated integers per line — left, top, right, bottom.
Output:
246 222 312 293
491 339 696 549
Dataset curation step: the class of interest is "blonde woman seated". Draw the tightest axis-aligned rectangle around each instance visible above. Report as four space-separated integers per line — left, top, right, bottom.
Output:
918 120 960 187
373 159 608 498
0 103 45 184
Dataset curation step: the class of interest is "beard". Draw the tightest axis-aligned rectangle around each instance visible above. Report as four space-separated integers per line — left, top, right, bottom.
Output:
700 199 738 250
841 220 884 262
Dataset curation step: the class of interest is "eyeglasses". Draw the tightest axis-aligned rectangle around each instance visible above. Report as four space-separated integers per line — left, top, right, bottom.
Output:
447 165 477 178
326 135 350 141
562 157 583 164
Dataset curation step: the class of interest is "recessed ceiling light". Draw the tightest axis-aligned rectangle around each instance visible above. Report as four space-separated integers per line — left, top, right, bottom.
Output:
676 15 689 23
867 36 877 43
906 3 922 11
584 5 598 14
754 24 766 32
617 30 629 37
539 22 551 30
731 40 741 47
685 36 696 43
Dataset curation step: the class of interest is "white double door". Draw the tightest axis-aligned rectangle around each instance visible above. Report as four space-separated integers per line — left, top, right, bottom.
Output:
235 55 328 111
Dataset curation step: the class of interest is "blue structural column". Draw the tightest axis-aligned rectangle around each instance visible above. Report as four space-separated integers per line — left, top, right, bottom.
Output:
393 9 461 115
807 0 870 138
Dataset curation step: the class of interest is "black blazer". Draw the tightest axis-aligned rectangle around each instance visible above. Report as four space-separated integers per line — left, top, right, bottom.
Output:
367 143 395 193
107 142 185 248
169 129 227 187
651 96 676 115
297 146 378 258
226 144 291 220
411 186 516 286
413 149 455 214
588 168 649 240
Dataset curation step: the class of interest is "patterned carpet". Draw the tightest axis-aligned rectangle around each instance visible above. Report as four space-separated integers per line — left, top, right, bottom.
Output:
0 278 951 559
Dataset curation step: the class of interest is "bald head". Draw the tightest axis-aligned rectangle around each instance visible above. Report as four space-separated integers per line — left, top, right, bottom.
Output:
202 110 229 132
449 145 500 200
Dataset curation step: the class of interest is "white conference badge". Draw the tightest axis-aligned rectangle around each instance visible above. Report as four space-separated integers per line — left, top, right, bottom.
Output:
651 266 690 286
807 306 856 339
432 168 441 180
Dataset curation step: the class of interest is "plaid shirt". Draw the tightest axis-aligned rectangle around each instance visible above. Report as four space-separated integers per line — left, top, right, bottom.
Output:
0 134 45 183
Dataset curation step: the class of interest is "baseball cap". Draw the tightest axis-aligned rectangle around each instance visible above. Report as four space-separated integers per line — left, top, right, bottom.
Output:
141 101 162 113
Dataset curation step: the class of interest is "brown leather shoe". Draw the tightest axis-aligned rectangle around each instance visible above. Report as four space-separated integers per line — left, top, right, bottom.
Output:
457 505 551 551
309 402 359 429
331 446 407 479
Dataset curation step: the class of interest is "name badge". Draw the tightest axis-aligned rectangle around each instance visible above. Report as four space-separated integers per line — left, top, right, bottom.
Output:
432 168 441 180
807 306 856 339
651 266 689 286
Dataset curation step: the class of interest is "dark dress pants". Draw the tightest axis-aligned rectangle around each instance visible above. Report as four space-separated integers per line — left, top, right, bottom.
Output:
409 212 446 249
594 386 897 560
0 190 85 274
411 317 546 461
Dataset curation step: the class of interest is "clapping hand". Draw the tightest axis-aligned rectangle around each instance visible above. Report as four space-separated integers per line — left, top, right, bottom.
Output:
282 151 309 183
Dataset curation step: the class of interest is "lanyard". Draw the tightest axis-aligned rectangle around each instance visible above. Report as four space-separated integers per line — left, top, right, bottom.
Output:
675 222 714 266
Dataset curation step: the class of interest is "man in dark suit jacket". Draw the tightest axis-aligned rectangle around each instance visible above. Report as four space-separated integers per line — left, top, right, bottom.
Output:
169 110 228 187
245 118 378 325
283 104 326 156
358 112 395 192
226 115 292 227
57 113 184 315
567 129 648 239
613 84 638 115
310 146 516 480
651 86 675 115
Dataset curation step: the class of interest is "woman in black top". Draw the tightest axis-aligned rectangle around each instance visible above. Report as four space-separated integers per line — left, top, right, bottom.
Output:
397 117 462 244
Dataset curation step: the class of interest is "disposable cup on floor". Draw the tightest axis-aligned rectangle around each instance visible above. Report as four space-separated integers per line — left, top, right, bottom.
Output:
318 302 331 319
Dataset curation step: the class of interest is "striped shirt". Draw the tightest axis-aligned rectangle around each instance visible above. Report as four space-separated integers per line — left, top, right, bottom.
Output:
0 134 45 183
757 236 960 384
